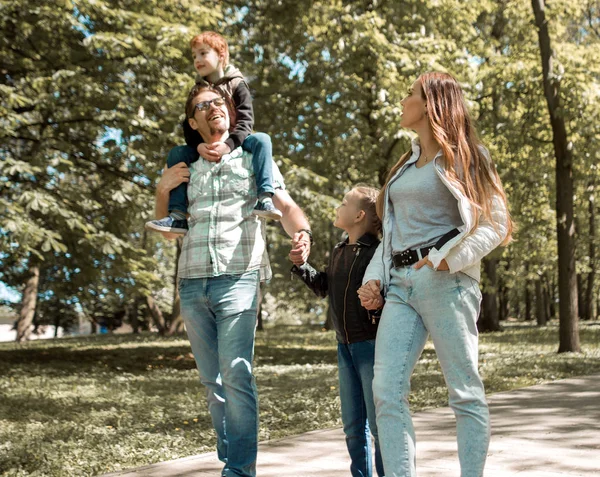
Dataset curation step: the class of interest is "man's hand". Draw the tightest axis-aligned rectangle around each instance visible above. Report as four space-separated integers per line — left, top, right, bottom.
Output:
289 230 311 265
197 142 231 162
414 256 449 271
157 163 190 195
358 280 384 310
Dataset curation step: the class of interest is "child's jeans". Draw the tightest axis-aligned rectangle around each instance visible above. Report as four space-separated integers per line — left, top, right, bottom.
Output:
338 340 385 477
243 132 274 197
372 265 489 477
166 133 274 215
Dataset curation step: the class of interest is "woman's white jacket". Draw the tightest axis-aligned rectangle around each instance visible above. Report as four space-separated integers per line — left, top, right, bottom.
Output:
363 142 510 293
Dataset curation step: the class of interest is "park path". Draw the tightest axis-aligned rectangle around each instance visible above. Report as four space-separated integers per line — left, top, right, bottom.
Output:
101 373 600 477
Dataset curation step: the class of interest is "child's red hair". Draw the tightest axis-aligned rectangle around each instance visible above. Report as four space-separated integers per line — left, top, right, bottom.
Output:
190 32 230 66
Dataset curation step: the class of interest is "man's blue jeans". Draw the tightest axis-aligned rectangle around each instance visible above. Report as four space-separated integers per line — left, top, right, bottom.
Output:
178 271 260 477
165 133 274 214
373 265 489 477
338 340 385 477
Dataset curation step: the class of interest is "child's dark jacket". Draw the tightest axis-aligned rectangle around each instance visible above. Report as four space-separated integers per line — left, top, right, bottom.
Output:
292 233 381 344
184 64 253 153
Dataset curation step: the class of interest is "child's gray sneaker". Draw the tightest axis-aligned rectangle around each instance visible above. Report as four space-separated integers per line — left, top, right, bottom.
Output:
145 216 189 235
252 197 283 221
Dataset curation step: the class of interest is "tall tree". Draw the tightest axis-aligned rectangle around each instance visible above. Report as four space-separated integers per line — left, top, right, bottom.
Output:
531 0 580 352
1 0 222 338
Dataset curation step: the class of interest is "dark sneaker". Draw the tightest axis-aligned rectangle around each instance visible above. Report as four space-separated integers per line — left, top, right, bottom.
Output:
252 197 283 221
145 216 189 235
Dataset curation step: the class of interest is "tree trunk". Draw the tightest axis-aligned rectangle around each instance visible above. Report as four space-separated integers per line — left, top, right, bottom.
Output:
168 314 184 335
498 284 506 321
170 293 181 330
16 264 40 342
536 279 547 326
532 0 580 352
545 273 554 320
524 286 531 321
524 263 532 321
146 295 166 335
170 239 182 329
256 284 264 332
499 258 511 321
479 257 501 332
577 273 586 320
130 297 143 333
585 193 596 320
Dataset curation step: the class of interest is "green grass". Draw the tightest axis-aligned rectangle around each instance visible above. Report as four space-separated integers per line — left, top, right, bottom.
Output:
1 321 599 476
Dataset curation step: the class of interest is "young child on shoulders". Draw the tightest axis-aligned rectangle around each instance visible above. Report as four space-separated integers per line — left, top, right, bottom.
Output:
292 185 385 477
146 31 281 236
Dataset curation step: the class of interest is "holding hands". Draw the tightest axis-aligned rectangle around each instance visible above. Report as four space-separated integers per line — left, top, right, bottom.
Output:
289 230 311 266
358 280 384 310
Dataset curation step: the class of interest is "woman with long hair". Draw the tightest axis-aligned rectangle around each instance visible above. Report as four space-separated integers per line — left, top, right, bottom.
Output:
358 72 513 477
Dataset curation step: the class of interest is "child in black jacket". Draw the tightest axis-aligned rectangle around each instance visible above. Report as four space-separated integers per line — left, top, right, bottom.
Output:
292 185 384 477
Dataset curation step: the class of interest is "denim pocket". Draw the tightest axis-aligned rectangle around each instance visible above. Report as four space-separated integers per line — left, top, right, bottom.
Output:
177 278 187 291
458 272 481 299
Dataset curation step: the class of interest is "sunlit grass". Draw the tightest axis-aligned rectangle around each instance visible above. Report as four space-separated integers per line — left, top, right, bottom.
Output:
1 321 599 476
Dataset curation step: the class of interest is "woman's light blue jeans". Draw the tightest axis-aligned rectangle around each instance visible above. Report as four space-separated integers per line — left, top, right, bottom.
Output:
373 265 489 477
178 270 260 477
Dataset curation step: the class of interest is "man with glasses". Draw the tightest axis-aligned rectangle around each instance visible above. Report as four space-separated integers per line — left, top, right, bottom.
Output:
152 84 312 477
145 32 282 236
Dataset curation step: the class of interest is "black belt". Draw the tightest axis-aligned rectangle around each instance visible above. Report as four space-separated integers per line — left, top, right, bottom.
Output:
392 228 460 268
393 246 434 268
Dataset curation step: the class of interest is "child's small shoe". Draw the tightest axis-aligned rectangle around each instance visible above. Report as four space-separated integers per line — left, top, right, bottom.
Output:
145 216 189 235
252 197 283 221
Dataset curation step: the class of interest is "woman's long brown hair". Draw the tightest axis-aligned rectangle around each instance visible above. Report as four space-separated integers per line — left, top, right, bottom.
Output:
376 72 513 245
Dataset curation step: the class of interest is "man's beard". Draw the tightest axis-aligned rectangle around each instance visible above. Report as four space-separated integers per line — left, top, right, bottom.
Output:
210 124 227 135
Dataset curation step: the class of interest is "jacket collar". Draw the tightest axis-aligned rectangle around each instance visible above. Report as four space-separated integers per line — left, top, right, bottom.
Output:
357 232 378 246
337 232 379 248
195 64 244 87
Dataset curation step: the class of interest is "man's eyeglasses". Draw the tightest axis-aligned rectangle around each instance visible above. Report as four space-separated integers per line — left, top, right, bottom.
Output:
191 97 225 116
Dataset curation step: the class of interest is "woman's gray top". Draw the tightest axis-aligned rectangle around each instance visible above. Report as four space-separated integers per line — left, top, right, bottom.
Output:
389 160 463 253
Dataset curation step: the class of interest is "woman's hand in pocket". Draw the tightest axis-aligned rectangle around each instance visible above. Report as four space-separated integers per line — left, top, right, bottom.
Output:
414 256 449 271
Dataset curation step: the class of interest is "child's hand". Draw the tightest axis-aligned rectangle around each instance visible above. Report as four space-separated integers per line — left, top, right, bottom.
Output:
289 231 311 265
363 294 384 310
198 143 222 162
358 280 383 310
209 141 231 157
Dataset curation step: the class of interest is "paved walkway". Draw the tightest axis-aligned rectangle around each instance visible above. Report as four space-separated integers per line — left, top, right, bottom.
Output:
102 374 600 477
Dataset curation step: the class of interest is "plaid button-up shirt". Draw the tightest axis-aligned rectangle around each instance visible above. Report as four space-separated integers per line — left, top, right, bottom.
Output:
178 147 285 281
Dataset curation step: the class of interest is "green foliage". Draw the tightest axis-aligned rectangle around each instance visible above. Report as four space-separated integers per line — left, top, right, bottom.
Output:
1 322 599 476
2 0 600 332
0 0 222 328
